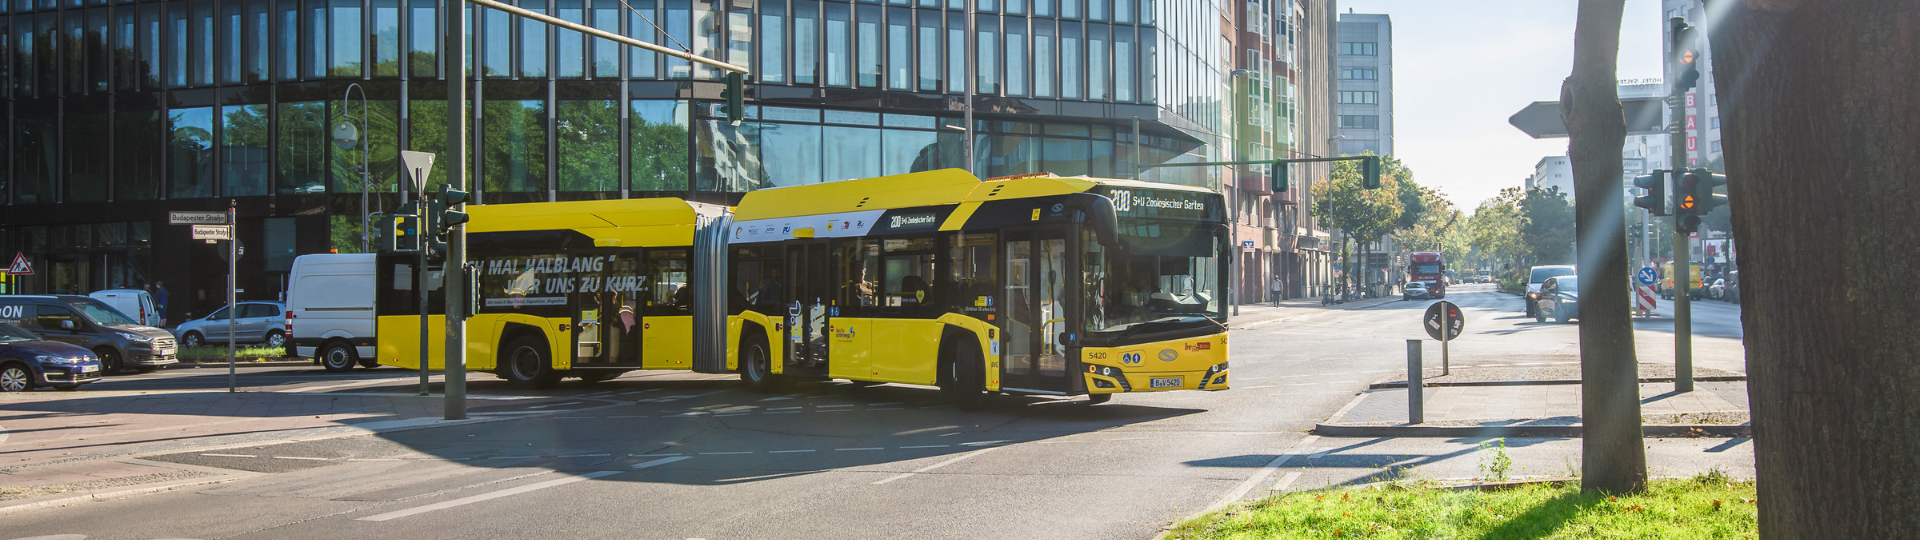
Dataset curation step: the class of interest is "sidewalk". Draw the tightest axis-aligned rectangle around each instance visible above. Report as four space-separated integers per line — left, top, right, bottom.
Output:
1314 365 1751 438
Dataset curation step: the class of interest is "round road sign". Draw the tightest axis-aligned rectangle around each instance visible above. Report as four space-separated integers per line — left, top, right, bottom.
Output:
1423 301 1464 341
1635 267 1659 286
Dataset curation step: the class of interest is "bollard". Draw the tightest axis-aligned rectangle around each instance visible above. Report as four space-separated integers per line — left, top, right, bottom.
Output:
1407 339 1424 424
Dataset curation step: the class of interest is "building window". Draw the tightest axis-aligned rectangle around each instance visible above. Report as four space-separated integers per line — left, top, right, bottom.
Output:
975 15 997 93
628 0 657 79
520 0 549 78
915 10 937 91
116 109 164 200
1710 139 1720 153
483 2 512 76
945 11 962 93
759 1 785 83
1089 23 1108 100
370 0 400 77
1337 115 1378 129
824 3 849 86
278 101 328 195
1339 67 1375 80
556 0 585 78
1113 26 1132 101
275 0 295 80
591 0 619 77
856 4 881 88
1004 17 1025 96
411 0 439 77
557 100 619 192
483 99 549 197
1061 21 1081 99
327 0 360 77
664 0 689 77
222 104 271 196
630 100 690 192
1339 41 1375 56
1711 116 1719 129
1337 91 1377 104
168 107 216 199
69 113 114 201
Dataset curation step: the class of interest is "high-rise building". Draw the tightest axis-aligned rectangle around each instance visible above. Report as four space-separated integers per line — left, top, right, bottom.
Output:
1334 11 1389 156
0 0 1264 314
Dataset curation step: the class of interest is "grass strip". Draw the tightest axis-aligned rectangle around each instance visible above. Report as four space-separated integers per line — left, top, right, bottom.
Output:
1169 473 1756 539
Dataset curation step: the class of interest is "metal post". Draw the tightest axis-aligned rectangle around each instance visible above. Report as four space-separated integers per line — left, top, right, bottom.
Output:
444 0 468 420
1441 305 1451 376
962 0 975 175
418 219 431 397
1667 19 1694 392
227 201 237 392
1131 116 1141 180
1406 339 1423 424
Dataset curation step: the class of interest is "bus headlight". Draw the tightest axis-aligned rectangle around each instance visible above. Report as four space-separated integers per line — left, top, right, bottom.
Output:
1198 362 1229 390
1085 364 1131 392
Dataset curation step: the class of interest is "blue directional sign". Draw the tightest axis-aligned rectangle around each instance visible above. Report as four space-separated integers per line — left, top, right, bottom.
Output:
1635 267 1659 286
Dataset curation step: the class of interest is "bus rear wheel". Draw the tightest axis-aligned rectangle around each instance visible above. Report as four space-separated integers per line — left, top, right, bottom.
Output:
940 341 985 411
502 336 562 389
739 334 781 393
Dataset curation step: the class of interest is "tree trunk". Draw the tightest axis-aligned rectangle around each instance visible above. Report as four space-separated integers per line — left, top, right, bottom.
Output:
1713 1 1920 536
1562 0 1646 495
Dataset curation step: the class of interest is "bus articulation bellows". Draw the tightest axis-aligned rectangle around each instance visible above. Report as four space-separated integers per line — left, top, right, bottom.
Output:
375 169 1231 406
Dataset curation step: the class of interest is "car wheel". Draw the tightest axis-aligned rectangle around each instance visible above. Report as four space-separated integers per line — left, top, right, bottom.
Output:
501 335 561 389
319 341 358 372
738 333 781 393
181 331 204 349
0 363 31 392
939 340 986 411
95 348 124 375
265 331 286 349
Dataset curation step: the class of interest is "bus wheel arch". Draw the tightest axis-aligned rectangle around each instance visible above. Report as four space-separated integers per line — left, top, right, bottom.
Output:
939 328 986 410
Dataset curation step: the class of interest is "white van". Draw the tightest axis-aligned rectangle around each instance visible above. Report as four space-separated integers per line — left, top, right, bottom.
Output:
287 254 378 372
88 289 161 327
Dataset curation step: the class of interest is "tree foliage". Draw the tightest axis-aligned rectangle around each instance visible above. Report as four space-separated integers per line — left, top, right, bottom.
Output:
1520 186 1576 264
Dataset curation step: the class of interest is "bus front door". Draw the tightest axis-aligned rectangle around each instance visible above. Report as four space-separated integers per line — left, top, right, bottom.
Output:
1001 229 1073 393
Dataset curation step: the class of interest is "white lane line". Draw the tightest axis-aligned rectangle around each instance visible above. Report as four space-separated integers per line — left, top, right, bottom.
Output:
559 454 611 458
818 404 854 408
607 416 649 419
357 470 623 522
767 406 803 411
527 401 583 409
490 455 541 460
281 378 404 393
1207 435 1320 514
631 456 693 469
836 447 882 451
200 453 256 458
869 408 903 411
713 413 749 417
700 452 753 455
899 445 949 449
768 449 815 454
1271 471 1304 492
765 411 802 414
619 389 661 395
349 458 403 462
758 396 794 402
272 456 330 461
470 411 548 416
870 447 1003 485
631 453 681 457
557 417 594 419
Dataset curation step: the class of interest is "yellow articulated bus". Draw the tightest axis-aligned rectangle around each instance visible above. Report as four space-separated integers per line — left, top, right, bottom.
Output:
723 169 1231 406
374 198 733 387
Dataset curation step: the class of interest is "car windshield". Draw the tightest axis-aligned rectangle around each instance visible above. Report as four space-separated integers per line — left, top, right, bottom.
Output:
0 322 38 342
1411 263 1442 275
1556 278 1579 291
1530 267 1575 283
71 299 138 326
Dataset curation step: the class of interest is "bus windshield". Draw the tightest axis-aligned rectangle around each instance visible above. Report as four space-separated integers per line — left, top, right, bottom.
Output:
1082 220 1226 334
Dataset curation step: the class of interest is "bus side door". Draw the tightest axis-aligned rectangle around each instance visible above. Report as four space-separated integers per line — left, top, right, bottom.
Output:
1001 228 1074 392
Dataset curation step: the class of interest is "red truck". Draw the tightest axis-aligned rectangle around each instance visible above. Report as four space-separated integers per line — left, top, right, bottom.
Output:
1408 251 1446 299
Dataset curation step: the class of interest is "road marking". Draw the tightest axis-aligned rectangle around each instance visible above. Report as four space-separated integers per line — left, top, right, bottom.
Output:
1242 385 1276 389
527 401 583 409
765 411 801 414
607 415 649 419
1271 471 1304 492
713 413 749 417
871 447 1003 485
490 455 541 460
899 445 949 449
767 406 802 411
272 456 330 461
620 389 661 395
700 451 753 455
200 453 256 458
356 470 623 522
1307 448 1332 459
836 447 882 451
281 378 404 393
349 458 404 462
632 453 681 457
560 454 611 458
818 404 854 408
768 449 815 454
869 408 903 411
631 456 693 469
758 396 794 402
557 417 594 419
471 411 548 416
1207 435 1319 513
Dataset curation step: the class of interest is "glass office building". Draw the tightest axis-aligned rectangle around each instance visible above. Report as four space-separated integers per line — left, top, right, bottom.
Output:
0 0 1232 317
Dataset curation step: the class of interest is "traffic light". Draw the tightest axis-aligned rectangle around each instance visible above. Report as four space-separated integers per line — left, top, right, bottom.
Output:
381 214 421 253
1673 169 1700 215
721 72 745 123
423 184 470 262
1360 156 1380 189
1678 214 1702 234
1272 163 1289 192
1633 170 1668 216
1671 20 1701 90
1686 168 1727 215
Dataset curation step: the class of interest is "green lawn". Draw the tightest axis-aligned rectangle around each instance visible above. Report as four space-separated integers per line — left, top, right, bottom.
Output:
1169 474 1756 540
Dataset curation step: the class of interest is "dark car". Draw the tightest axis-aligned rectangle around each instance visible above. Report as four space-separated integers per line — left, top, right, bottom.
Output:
0 295 179 374
1402 282 1429 301
1535 276 1580 323
0 322 103 392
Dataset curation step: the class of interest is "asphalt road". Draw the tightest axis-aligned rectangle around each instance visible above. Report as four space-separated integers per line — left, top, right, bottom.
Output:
2 284 1749 540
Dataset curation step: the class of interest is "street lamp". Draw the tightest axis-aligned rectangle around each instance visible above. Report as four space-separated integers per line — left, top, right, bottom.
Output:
333 83 371 253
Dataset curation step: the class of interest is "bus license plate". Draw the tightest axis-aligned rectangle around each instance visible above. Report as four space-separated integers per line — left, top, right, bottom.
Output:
1150 377 1183 388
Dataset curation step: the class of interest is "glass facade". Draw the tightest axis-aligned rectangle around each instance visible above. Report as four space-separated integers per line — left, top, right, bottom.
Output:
0 0 1231 305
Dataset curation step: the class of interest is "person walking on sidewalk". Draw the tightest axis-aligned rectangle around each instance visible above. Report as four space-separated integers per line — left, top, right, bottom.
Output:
1270 276 1284 306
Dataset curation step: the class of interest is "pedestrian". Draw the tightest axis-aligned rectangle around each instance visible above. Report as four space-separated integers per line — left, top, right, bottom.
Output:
1269 275 1283 307
152 280 170 326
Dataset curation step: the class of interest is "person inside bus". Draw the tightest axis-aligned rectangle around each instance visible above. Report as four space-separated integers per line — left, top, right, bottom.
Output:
756 268 784 307
852 266 877 306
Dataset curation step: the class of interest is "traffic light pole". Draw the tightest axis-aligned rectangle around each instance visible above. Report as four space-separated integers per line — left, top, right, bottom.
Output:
1667 18 1694 392
444 0 468 420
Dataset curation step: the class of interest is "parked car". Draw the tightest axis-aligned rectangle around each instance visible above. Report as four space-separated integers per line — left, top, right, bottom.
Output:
1402 282 1429 301
287 254 379 372
173 301 289 349
0 295 177 374
0 321 103 392
1525 265 1577 317
1535 276 1580 323
88 289 162 327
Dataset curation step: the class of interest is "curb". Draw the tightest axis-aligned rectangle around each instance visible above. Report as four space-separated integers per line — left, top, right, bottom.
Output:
167 360 312 368
1312 423 1750 438
1367 375 1747 389
0 458 262 518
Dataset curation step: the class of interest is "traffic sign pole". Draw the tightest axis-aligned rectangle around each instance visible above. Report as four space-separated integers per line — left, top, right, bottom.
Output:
1668 17 1695 393
227 201 237 393
443 1 469 420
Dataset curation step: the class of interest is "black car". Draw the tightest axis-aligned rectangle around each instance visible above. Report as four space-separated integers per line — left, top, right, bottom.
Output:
1535 276 1580 323
0 322 103 392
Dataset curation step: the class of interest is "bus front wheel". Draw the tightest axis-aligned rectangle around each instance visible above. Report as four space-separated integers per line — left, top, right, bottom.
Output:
502 336 562 389
940 341 986 411
739 334 781 393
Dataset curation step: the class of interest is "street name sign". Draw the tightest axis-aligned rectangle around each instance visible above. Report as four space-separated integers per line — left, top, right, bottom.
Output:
1636 267 1659 286
170 211 230 225
1423 301 1464 341
192 225 234 241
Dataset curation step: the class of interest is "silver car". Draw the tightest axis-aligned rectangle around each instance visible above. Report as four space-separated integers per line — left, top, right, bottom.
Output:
174 302 288 349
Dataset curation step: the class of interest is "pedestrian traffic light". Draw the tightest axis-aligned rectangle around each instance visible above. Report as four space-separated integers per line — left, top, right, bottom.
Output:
1678 214 1701 234
1673 169 1700 215
1685 168 1727 216
381 214 420 253
1360 156 1380 189
721 72 745 123
1670 20 1701 90
1272 163 1289 192
1633 170 1668 216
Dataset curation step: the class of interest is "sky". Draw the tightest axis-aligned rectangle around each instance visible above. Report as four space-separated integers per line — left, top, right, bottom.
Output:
1333 0 1667 213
